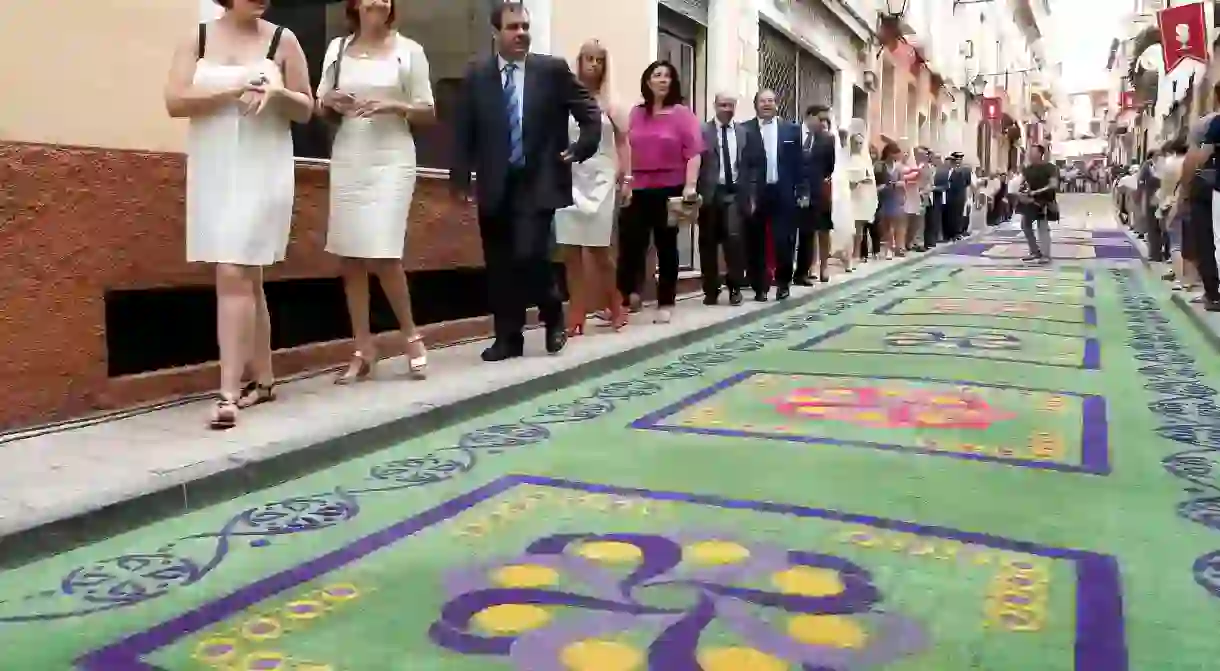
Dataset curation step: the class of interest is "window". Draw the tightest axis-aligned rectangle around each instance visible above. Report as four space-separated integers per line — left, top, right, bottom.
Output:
266 0 497 167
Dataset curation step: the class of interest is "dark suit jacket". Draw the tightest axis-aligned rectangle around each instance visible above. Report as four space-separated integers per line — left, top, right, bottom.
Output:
451 54 601 214
799 127 836 210
741 117 804 217
697 120 754 212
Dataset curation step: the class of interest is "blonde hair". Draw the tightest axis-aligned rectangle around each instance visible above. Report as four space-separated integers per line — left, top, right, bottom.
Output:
575 39 609 96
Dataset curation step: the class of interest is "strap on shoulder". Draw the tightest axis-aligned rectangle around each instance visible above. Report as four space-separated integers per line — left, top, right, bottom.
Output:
266 25 284 60
197 23 206 60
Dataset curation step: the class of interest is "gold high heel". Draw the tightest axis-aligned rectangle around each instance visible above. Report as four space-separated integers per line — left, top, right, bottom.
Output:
406 333 428 379
335 351 376 385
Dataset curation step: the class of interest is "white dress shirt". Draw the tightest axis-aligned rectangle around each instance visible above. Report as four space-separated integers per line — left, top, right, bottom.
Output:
717 121 738 185
760 117 779 184
497 55 525 121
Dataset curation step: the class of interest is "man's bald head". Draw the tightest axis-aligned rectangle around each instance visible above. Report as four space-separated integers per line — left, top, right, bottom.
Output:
713 92 737 123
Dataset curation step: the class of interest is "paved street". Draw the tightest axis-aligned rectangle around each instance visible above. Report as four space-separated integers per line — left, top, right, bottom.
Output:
3 195 1219 669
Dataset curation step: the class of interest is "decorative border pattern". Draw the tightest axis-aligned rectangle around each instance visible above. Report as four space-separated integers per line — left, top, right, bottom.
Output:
630 370 1111 474
791 323 1102 369
873 296 1099 325
1108 268 1220 600
0 268 938 624
76 475 1129 671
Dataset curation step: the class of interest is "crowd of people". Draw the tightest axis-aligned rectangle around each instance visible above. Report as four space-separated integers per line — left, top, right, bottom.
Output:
169 0 1004 429
1113 87 1220 315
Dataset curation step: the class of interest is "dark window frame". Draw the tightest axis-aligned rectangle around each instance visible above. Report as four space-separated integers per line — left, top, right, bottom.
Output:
266 0 499 170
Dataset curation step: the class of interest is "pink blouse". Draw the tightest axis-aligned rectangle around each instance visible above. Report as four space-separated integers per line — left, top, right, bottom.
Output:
627 104 703 190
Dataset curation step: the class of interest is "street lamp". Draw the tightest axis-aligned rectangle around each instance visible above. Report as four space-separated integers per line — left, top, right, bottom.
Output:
883 0 909 17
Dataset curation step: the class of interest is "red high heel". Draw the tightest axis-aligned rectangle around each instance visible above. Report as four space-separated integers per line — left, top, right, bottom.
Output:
565 292 586 337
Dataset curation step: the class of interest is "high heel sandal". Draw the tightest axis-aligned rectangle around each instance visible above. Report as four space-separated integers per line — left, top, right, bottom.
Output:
609 290 628 331
405 333 428 379
209 394 238 430
565 295 586 337
335 351 376 385
238 380 277 408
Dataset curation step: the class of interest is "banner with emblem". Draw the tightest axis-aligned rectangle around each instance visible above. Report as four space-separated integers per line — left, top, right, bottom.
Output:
1157 1 1209 72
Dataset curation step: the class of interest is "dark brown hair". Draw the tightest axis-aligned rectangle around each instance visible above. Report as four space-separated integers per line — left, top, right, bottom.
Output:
491 2 528 29
346 0 396 33
881 142 901 161
212 0 233 7
639 60 683 112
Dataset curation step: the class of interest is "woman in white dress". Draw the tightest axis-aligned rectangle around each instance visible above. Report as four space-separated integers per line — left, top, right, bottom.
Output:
844 120 878 267
554 40 632 336
829 127 858 272
318 0 436 384
165 0 313 429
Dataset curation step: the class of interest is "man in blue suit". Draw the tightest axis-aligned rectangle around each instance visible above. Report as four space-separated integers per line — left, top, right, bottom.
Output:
742 89 805 301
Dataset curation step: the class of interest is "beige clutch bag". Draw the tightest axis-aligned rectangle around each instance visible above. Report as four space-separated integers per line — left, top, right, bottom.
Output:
667 194 703 228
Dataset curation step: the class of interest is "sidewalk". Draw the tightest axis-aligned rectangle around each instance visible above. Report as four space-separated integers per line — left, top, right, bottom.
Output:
0 251 933 540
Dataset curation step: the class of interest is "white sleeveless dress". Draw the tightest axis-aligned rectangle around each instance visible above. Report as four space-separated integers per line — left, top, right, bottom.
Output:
186 40 294 265
554 111 617 247
320 35 434 259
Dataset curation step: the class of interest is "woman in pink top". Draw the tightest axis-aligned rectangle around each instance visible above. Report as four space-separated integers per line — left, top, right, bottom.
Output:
615 60 703 324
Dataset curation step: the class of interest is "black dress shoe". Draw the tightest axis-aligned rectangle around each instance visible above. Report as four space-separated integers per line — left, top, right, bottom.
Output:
544 325 567 354
728 288 743 306
793 278 814 287
776 286 791 300
482 339 524 362
703 293 719 306
754 291 768 302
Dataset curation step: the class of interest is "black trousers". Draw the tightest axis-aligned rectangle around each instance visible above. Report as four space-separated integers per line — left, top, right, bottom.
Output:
1188 193 1220 302
478 174 562 344
925 203 943 247
859 213 881 258
945 198 966 238
698 187 747 296
746 183 794 291
1147 205 1166 262
617 185 682 307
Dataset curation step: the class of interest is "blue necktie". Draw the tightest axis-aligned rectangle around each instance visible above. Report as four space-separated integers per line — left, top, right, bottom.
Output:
503 63 524 167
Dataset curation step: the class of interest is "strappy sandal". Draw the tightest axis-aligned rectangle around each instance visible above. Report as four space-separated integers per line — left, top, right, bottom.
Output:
238 380 277 408
335 351 376 385
209 395 238 430
405 333 428 380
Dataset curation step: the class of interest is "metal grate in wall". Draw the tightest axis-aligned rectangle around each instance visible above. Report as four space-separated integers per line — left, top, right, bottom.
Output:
759 21 836 121
759 22 798 119
796 48 835 118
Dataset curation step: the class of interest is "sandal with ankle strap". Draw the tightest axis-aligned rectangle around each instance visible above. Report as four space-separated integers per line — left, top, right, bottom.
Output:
335 351 376 385
238 380 277 408
405 333 428 379
209 395 238 430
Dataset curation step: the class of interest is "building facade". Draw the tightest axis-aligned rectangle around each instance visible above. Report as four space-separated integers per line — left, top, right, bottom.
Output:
0 0 1058 430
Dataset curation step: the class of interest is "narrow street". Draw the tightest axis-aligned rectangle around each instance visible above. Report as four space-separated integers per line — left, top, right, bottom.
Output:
3 195 1217 670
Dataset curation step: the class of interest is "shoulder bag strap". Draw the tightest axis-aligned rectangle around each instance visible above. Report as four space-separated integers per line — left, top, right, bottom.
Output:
197 23 206 60
266 25 284 60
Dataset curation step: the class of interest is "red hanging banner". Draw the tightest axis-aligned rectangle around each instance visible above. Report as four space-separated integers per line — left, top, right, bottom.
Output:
1120 90 1136 109
1157 1 1210 72
982 96 1002 122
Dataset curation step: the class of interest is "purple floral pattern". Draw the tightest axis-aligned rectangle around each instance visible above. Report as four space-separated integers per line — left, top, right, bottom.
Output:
428 532 926 669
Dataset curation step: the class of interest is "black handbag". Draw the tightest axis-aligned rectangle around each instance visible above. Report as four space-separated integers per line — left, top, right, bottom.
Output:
319 37 351 138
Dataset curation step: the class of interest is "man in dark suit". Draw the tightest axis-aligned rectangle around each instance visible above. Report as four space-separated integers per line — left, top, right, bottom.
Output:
742 89 804 301
795 104 836 284
946 152 970 240
696 92 753 306
451 2 601 362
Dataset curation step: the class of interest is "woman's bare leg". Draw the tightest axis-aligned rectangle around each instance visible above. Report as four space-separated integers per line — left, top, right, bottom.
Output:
371 257 427 376
213 263 256 424
249 266 273 386
816 230 831 279
337 257 374 382
561 245 587 334
891 215 907 256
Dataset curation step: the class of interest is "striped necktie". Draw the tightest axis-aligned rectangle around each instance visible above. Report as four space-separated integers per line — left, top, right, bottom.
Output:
503 62 524 167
